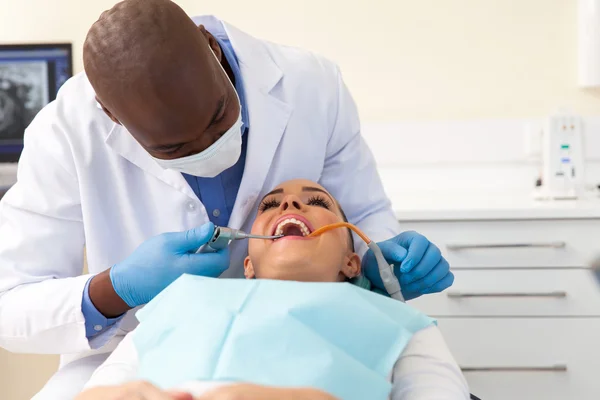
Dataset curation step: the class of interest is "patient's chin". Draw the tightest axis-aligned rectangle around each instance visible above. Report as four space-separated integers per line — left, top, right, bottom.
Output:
258 242 340 281
257 256 317 281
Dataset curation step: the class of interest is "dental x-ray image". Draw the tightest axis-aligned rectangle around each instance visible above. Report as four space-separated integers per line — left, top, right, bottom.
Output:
0 61 49 142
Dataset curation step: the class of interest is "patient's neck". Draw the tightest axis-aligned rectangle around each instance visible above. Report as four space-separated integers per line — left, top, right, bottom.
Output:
254 269 346 283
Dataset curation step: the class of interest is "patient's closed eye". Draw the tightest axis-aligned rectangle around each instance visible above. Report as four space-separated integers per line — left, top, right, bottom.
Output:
259 198 280 212
259 195 332 213
307 195 331 209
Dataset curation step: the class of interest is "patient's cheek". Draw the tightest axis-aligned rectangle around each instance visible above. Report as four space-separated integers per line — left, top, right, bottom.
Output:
250 216 266 234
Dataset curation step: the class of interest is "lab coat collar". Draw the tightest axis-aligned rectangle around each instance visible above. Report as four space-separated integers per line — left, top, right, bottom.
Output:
104 16 292 228
104 124 197 199
199 15 284 92
218 17 292 229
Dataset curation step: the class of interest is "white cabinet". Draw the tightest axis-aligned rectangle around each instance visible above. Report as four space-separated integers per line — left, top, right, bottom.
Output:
403 219 598 268
411 269 600 317
437 318 600 400
400 217 600 400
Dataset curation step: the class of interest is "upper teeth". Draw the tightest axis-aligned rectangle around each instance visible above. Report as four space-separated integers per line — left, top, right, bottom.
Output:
275 218 310 236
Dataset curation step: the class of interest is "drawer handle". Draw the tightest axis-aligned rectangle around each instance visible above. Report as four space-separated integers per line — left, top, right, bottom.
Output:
461 364 567 372
447 291 567 298
446 241 566 251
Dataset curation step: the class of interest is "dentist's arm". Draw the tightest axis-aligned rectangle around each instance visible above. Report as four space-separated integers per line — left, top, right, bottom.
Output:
0 103 229 355
0 103 92 354
320 65 453 300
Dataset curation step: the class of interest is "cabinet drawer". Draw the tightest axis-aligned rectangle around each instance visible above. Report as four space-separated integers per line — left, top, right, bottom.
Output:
436 318 600 400
400 219 600 268
409 269 600 316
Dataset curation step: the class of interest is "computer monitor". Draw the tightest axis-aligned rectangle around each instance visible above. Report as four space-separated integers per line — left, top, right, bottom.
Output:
0 43 73 162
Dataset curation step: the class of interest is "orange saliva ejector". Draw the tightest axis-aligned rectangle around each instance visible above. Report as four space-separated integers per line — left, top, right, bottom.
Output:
308 223 404 302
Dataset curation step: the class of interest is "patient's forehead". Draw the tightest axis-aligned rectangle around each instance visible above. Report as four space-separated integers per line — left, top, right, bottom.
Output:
269 179 344 218
274 179 329 193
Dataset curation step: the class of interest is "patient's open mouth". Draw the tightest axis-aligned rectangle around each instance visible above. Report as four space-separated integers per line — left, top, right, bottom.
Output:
272 215 314 238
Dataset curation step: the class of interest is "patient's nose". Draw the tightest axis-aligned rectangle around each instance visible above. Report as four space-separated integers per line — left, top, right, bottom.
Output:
280 195 303 211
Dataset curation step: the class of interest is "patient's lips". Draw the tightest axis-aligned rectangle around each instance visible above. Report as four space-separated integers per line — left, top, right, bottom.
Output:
271 214 314 240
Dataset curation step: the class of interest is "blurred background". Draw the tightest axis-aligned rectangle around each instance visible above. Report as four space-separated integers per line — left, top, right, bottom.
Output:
1 0 599 121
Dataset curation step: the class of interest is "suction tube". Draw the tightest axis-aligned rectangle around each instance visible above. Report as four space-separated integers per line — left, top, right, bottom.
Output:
308 222 405 302
367 241 404 301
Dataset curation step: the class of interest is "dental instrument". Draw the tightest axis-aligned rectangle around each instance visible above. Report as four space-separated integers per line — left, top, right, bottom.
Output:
196 226 283 253
308 223 405 302
198 224 404 302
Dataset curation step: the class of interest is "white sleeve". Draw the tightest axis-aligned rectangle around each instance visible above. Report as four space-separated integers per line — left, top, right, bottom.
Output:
84 332 140 389
319 66 400 256
390 325 470 400
0 103 100 354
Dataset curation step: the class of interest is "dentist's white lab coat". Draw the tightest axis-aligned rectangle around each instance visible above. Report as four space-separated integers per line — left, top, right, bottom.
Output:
0 16 400 399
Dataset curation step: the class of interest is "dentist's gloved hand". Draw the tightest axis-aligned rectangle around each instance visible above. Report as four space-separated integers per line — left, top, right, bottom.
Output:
110 222 229 308
362 231 453 300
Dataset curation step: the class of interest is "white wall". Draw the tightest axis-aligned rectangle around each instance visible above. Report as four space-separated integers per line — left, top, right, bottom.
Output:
0 349 58 400
1 0 599 121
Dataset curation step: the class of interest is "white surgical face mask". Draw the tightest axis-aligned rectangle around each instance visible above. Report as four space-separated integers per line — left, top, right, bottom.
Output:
152 47 243 178
153 114 243 178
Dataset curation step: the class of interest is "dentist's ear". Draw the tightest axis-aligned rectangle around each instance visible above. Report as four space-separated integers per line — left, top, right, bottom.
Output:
341 253 361 279
198 25 223 62
243 256 256 279
95 96 120 124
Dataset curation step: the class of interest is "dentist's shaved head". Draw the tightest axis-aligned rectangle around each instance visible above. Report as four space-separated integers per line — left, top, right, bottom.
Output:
83 0 241 161
84 0 200 104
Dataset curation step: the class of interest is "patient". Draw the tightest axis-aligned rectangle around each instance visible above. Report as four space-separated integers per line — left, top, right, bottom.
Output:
78 179 469 400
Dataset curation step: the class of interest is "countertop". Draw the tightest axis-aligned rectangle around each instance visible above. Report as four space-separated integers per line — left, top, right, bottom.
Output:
1 175 599 222
391 191 600 221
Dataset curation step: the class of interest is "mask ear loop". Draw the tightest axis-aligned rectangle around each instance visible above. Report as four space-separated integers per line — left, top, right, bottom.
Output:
307 223 404 302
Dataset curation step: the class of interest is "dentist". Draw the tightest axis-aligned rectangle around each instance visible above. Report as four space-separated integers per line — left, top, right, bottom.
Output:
0 0 453 398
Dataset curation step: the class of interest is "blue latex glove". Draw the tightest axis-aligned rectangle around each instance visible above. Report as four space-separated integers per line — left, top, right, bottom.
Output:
362 231 453 300
110 222 229 308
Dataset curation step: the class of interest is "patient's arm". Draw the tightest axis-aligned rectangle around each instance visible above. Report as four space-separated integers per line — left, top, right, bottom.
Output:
83 332 140 389
391 325 470 400
76 381 192 400
195 383 338 400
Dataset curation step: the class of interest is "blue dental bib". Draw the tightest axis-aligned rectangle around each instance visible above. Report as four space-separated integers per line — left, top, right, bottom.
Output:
133 275 435 400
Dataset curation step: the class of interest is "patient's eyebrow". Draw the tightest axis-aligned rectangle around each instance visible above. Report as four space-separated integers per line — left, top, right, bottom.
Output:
302 186 335 202
260 188 284 202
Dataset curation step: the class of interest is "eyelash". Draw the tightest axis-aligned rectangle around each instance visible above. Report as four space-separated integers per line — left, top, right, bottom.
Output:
307 195 332 209
258 195 332 212
258 198 279 212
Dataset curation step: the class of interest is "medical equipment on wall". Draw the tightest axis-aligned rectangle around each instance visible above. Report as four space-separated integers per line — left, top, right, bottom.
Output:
0 43 73 163
196 226 283 253
535 112 585 200
308 222 405 302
